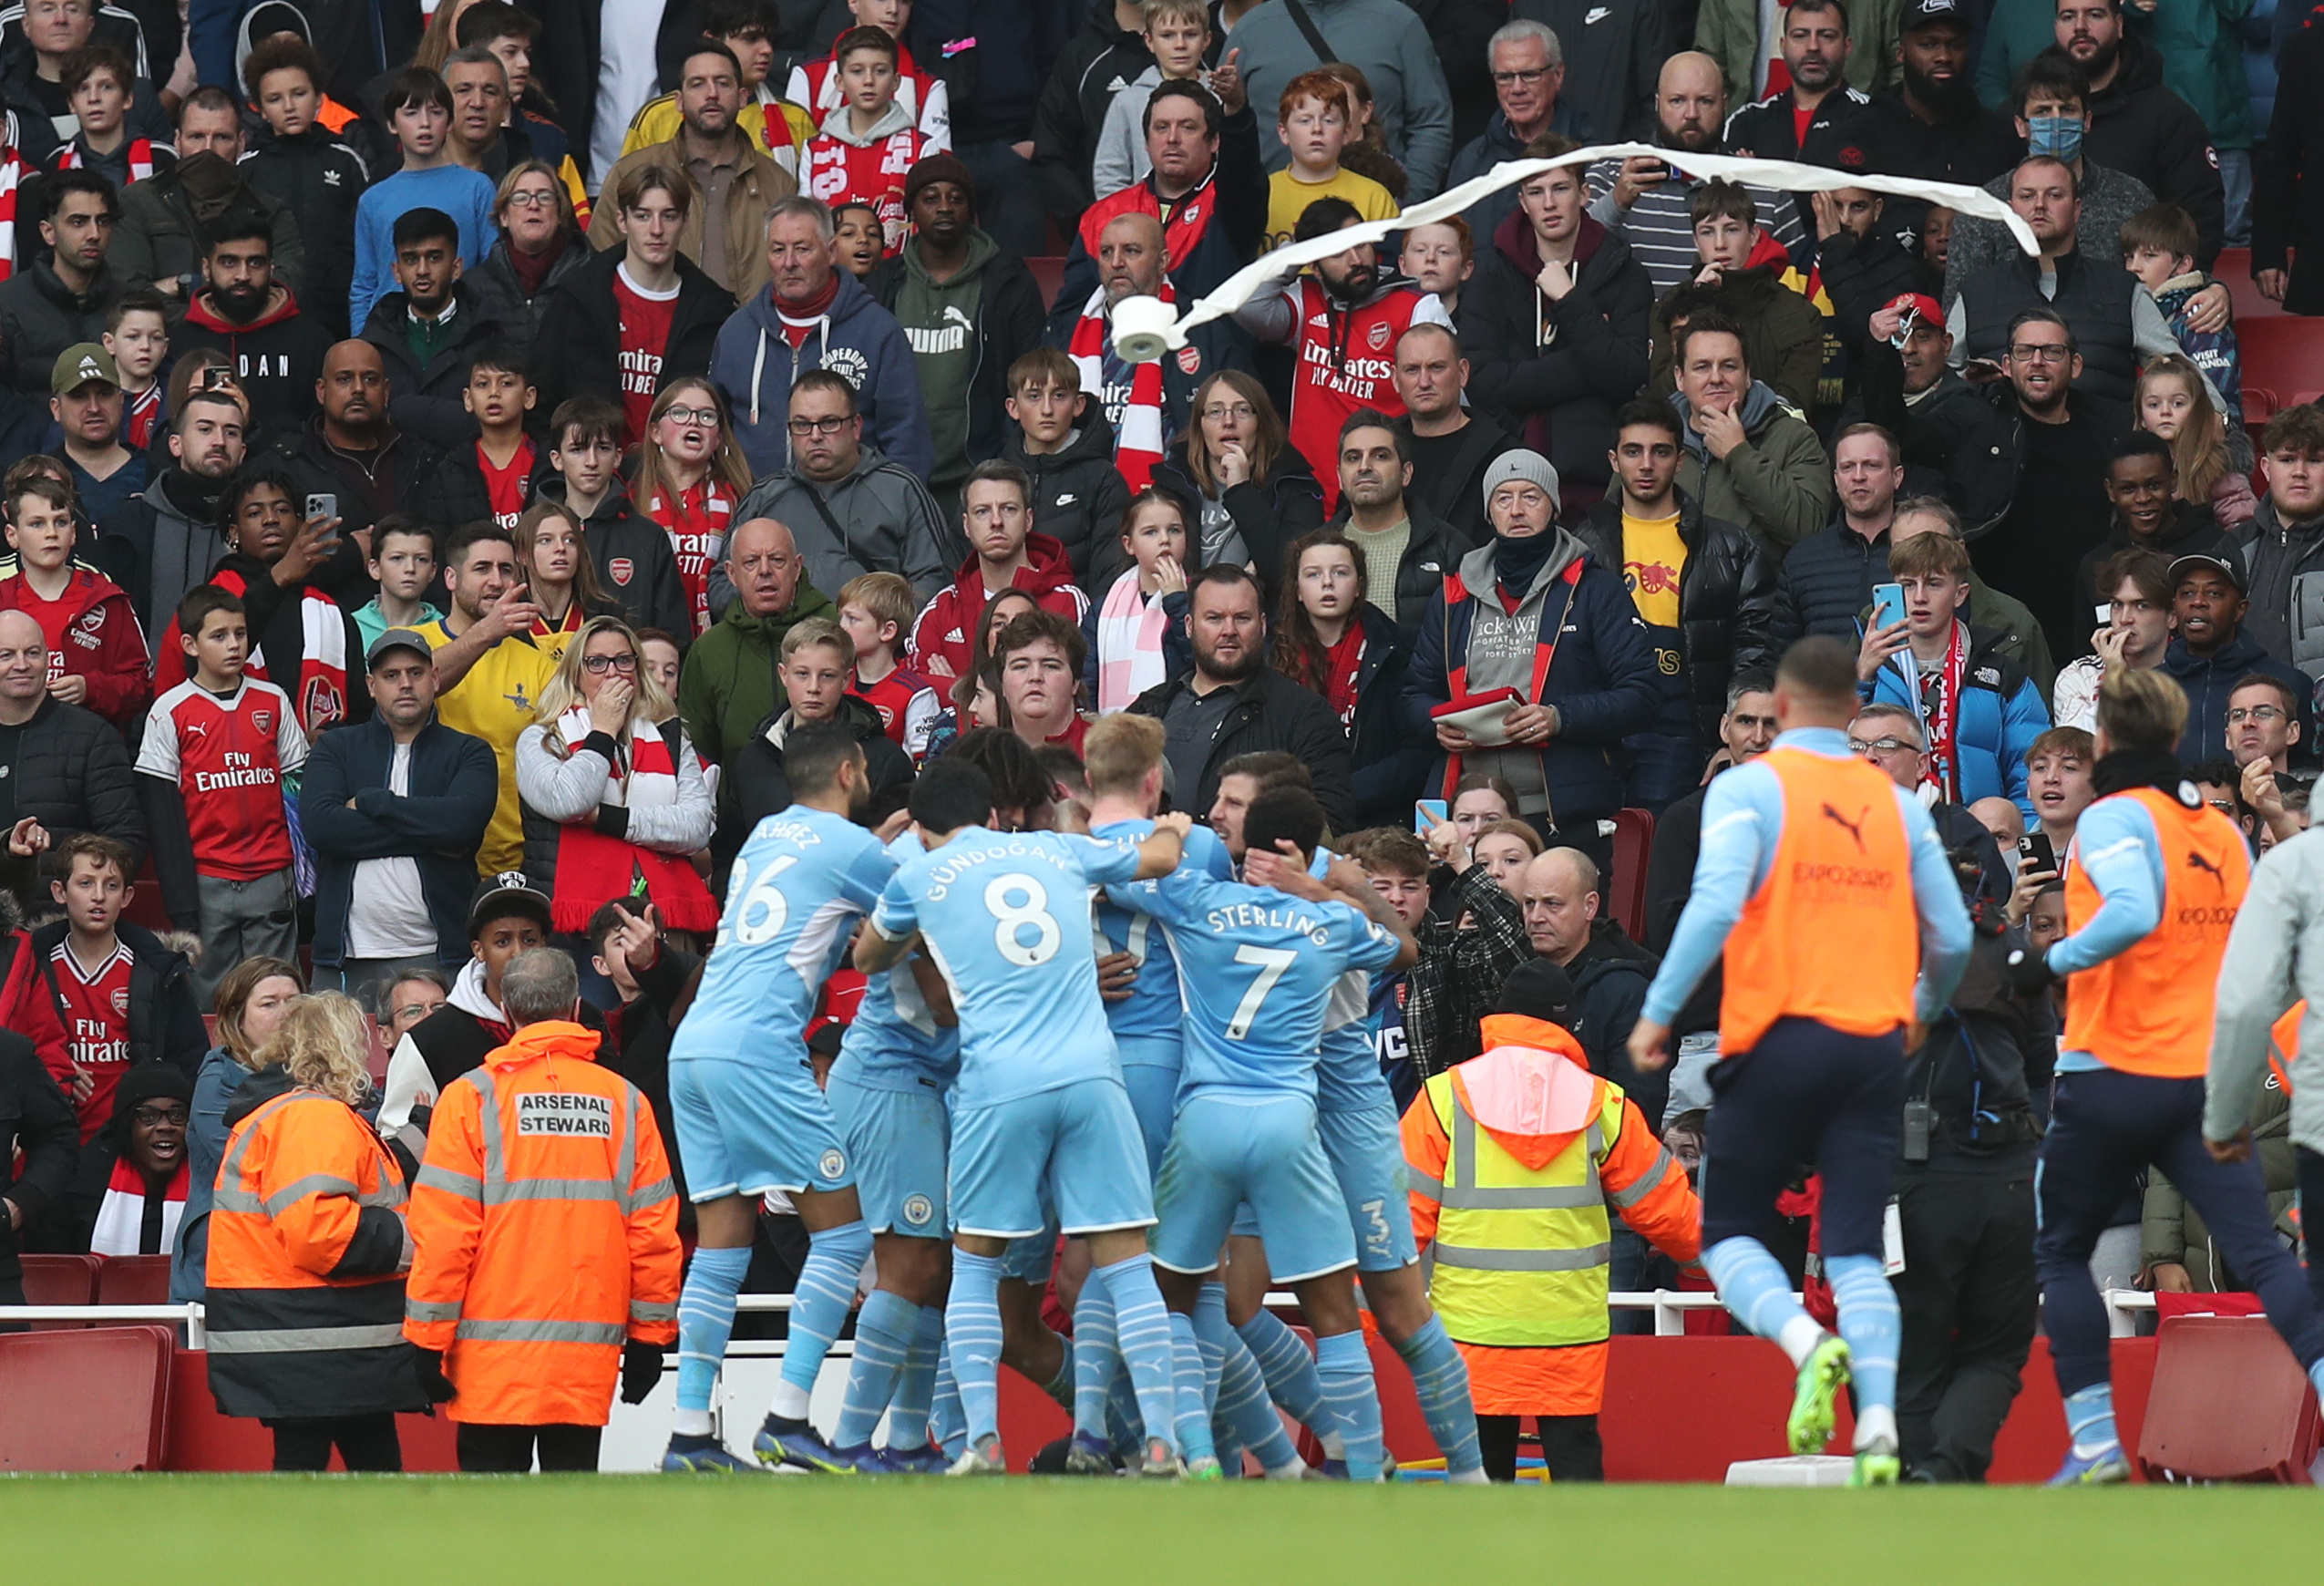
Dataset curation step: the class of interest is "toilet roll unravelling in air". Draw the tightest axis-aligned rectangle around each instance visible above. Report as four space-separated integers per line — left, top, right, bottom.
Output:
1109 140 2041 364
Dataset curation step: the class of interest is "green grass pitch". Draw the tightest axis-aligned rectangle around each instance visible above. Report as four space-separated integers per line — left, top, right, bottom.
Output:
6 1478 2324 1583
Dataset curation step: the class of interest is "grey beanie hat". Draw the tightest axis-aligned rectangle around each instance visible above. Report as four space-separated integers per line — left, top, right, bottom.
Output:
1482 448 1561 514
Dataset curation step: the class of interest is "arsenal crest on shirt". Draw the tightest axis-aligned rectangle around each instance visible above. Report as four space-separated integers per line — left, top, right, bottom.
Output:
610 558 634 586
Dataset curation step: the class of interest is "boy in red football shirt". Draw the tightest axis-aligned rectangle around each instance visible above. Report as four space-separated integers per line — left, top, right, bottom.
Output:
0 469 149 732
416 344 539 530
837 571 938 761
801 28 930 252
133 587 309 1005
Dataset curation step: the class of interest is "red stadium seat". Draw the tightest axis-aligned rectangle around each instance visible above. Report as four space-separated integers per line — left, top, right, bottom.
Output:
1609 808 1656 943
93 1255 174 1308
2217 248 2283 324
122 860 172 933
1025 255 1066 313
18 1253 98 1330
0 1324 174 1470
2239 318 2324 415
2134 1314 2321 1483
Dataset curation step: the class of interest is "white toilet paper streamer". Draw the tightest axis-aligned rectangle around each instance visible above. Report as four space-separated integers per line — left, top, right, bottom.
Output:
1118 140 2041 361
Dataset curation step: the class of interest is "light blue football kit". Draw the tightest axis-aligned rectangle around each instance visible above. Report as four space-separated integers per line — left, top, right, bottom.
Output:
1093 819 1233 1173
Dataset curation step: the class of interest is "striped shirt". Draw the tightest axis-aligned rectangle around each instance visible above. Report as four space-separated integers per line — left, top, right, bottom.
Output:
1583 157 1811 295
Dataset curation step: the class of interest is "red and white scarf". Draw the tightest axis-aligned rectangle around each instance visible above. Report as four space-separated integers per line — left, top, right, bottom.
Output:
0 126 25 283
1095 568 1172 713
158 572 349 732
89 1156 188 1257
57 138 157 180
1069 279 1174 491
1914 621 1968 804
547 706 718 934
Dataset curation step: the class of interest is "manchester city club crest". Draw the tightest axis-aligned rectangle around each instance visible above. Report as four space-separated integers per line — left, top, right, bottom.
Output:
901 1193 933 1228
819 1148 847 1181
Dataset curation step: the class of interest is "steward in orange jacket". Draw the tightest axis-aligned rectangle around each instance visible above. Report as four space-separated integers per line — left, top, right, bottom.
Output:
1402 963 1701 1482
204 1064 426 1468
404 1003 681 1470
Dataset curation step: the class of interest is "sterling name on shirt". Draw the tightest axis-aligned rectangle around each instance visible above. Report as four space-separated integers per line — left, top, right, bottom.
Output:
1204 900 1336 947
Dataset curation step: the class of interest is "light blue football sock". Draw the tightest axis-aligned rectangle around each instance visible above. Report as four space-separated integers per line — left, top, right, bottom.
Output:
1168 1312 1219 1462
673 1244 752 1432
776 1218 872 1415
1072 1272 1120 1440
887 1303 941 1450
1194 1282 1229 1412
1095 1253 1180 1456
1394 1314 1482 1476
833 1289 919 1447
1704 1236 1826 1367
931 1335 966 1457
945 1250 1007 1448
1214 1327 1301 1473
1314 1329 1383 1480
1237 1307 1335 1452
1825 1252 1901 1449
2065 1383 2120 1457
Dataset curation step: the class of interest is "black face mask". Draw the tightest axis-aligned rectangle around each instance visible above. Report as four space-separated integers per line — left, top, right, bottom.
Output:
1492 527 1558 592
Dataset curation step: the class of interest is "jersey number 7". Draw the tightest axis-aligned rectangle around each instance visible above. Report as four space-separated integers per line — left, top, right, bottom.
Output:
1226 945 1297 1040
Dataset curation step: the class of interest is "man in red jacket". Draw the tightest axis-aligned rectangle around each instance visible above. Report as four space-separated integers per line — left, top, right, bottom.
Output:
0 469 149 734
906 461 1089 682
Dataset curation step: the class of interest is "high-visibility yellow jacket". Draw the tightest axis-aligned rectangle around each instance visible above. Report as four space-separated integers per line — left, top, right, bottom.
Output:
1402 1014 1700 1415
403 1020 682 1426
204 1070 424 1420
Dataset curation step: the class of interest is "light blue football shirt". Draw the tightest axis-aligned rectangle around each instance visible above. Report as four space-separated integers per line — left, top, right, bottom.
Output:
835 829 962 1091
1093 819 1233 1042
873 826 1144 1109
1143 870 1404 1098
672 804 894 1066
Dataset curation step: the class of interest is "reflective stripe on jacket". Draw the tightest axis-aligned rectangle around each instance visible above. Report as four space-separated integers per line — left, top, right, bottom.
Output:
403 1020 682 1426
1404 1014 1701 1354
204 1084 423 1420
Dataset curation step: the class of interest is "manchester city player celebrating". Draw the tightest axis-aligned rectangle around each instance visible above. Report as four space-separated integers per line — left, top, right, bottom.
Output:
857 759 1193 1476
660 723 897 1475
1140 785 1417 1481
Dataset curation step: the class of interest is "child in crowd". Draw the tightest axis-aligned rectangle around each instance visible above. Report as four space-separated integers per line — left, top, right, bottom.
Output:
831 199 886 276
1266 69 1399 250
632 376 748 637
1319 62 1407 201
1400 219 1474 316
0 468 147 731
2023 723 2095 865
133 587 308 1006
837 571 940 761
103 290 168 450
801 27 931 251
352 517 442 654
416 343 538 530
1090 0 1214 198
515 500 620 660
50 46 171 190
352 65 499 326
1001 349 1130 589
546 396 691 641
785 0 950 145
2123 203 2243 434
1084 488 1194 714
242 37 369 339
2136 354 2256 528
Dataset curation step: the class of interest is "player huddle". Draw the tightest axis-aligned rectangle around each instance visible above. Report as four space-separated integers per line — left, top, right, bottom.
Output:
653 711 1491 1480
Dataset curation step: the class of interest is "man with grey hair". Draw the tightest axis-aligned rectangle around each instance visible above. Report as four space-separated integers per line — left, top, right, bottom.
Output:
711 195 931 479
1445 20 1595 242
402 941 683 1474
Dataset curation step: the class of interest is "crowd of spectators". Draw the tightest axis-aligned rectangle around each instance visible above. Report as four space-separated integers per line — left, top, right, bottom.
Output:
0 0 2316 1479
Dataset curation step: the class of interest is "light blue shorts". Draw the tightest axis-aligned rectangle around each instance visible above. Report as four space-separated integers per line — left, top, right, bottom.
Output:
1319 1100 1419 1272
949 1076 1156 1241
825 1066 950 1238
1153 1092 1354 1282
1116 1034 1183 1181
670 1056 850 1203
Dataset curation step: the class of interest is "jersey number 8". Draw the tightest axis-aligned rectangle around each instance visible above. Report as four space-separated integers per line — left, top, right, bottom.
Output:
986 873 1061 966
721 854 799 948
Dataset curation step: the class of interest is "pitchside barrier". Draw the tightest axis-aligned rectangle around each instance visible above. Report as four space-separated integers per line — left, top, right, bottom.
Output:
0 1290 2184 1478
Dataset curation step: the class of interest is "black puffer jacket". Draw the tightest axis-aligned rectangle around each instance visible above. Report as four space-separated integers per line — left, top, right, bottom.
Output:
464 234 591 361
1771 518 1893 647
1456 211 1654 491
1577 490 1778 737
0 697 146 915
238 123 370 338
530 247 734 426
1002 407 1131 596
1846 340 2021 528
1335 601 1430 829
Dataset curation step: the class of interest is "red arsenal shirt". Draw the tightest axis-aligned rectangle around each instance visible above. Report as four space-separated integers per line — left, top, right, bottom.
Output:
48 939 132 1141
134 678 305 880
